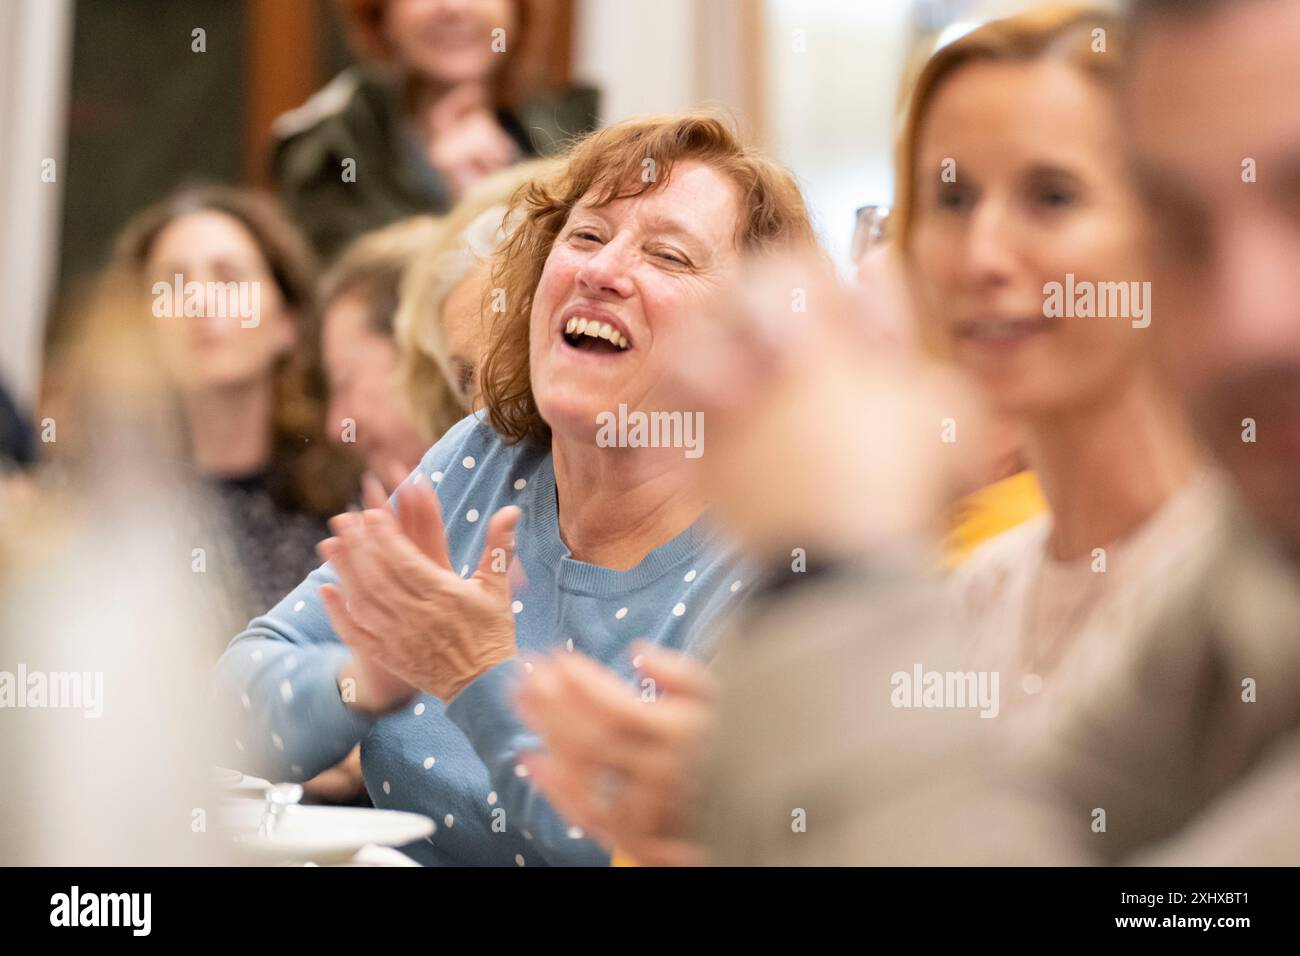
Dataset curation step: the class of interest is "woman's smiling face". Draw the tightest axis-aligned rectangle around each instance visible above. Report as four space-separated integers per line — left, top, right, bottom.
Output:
146 210 296 393
528 161 742 443
908 58 1151 418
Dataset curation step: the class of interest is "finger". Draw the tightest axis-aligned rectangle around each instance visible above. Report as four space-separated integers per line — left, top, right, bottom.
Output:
550 652 662 740
520 658 668 777
396 475 452 569
316 535 340 565
520 751 621 849
527 745 676 859
320 583 381 655
515 659 631 768
362 472 389 511
549 657 710 781
630 642 718 703
429 83 489 130
328 509 360 537
603 752 703 856
354 504 446 603
474 505 521 584
334 511 408 630
320 529 366 600
849 245 918 358
386 461 413 497
334 512 405 608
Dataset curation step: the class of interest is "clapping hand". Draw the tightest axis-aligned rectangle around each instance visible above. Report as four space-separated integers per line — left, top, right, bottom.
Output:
319 470 521 709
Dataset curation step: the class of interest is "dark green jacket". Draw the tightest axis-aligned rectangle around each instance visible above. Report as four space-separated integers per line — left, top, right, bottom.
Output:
271 67 598 259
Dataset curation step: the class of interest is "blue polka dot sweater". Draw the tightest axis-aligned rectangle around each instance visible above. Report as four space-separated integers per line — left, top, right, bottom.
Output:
214 413 750 866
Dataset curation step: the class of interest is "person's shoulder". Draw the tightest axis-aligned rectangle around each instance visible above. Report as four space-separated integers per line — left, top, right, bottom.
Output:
509 84 601 156
414 412 547 485
271 68 367 145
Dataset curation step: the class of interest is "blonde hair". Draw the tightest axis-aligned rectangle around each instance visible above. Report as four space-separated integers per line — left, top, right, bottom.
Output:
320 215 441 334
479 114 816 446
319 215 466 449
394 159 562 443
892 4 1123 253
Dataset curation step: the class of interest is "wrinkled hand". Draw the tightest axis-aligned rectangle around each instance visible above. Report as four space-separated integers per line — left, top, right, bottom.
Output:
425 83 519 201
318 471 521 707
516 643 717 867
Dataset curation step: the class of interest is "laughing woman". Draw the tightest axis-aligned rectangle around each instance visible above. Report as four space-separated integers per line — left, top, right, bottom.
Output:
215 115 813 865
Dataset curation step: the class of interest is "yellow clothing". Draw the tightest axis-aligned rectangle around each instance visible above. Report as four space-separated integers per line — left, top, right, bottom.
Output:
945 470 1046 567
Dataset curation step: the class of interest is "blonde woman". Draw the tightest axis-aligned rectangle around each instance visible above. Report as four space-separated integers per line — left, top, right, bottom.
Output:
394 159 562 418
895 6 1225 706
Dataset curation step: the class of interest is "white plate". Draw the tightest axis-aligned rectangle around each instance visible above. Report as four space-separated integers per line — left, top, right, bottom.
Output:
219 801 434 865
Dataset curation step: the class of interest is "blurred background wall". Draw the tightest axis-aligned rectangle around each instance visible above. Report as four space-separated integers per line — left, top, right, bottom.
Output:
1 0 1118 414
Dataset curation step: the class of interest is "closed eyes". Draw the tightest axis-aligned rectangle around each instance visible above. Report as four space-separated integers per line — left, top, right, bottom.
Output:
654 249 690 267
567 229 694 268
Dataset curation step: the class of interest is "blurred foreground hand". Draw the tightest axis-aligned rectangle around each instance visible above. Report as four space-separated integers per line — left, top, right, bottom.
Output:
663 246 990 562
516 643 716 867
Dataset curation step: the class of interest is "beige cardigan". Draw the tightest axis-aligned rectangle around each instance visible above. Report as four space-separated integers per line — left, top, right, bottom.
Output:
700 495 1300 865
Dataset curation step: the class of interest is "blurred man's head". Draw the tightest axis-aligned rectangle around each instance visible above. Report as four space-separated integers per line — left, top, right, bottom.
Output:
1128 0 1300 555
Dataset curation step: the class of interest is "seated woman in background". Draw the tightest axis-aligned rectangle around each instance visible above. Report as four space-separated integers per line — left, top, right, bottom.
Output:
318 216 461 480
396 159 562 416
273 0 597 258
514 5 1226 864
215 114 815 866
99 186 359 622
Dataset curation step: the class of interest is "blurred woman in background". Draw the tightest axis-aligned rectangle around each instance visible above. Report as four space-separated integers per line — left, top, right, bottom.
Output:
898 5 1221 704
318 215 459 480
318 160 561 486
273 0 597 258
104 185 358 624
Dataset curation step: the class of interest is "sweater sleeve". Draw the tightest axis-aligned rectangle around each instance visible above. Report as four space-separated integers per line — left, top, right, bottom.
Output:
214 562 379 781
446 659 612 866
213 415 482 782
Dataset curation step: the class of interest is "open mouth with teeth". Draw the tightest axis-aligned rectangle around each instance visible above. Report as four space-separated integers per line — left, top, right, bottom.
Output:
563 317 631 353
